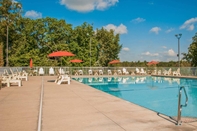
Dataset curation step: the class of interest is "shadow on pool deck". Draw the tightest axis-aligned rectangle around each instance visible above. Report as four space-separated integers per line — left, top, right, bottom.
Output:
0 76 197 131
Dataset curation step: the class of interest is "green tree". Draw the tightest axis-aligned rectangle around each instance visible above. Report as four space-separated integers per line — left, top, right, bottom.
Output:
96 28 122 66
1 3 122 67
69 23 122 67
0 0 22 66
69 22 94 67
9 17 73 66
182 32 197 67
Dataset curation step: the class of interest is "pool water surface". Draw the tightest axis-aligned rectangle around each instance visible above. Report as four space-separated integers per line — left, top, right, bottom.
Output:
74 76 197 118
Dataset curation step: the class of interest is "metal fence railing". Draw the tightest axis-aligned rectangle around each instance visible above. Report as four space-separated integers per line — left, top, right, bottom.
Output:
0 67 197 77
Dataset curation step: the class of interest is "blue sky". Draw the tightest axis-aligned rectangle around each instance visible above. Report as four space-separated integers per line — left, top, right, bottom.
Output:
20 0 197 62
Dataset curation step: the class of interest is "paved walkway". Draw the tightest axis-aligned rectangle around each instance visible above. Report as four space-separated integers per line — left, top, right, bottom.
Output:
0 76 197 131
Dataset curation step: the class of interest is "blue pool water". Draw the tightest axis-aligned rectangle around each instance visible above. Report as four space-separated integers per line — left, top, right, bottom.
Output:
73 76 197 118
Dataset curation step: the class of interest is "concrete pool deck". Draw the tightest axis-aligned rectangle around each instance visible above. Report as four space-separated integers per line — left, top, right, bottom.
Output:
0 76 197 131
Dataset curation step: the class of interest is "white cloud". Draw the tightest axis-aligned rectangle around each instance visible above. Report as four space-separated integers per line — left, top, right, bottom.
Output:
24 10 42 19
150 27 161 34
167 49 176 56
122 47 130 51
162 46 167 49
103 24 128 34
142 51 159 56
59 0 118 12
180 17 197 31
131 17 146 23
165 28 174 33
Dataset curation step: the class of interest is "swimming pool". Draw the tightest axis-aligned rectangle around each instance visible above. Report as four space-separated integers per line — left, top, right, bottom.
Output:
73 76 197 119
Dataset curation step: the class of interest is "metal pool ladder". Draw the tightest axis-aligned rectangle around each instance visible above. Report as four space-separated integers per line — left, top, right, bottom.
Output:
177 86 188 125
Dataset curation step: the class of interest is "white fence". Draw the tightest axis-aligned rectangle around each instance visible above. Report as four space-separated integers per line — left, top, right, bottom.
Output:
0 67 197 76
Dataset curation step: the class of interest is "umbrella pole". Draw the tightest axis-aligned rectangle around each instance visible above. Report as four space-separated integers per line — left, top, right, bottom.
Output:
60 57 63 67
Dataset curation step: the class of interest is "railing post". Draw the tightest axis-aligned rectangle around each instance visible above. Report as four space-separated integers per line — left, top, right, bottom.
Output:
177 86 182 125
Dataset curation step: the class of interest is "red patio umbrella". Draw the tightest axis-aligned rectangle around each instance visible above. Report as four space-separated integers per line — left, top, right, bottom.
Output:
48 51 75 66
29 58 33 68
70 59 83 63
48 51 75 57
109 60 120 64
147 60 159 66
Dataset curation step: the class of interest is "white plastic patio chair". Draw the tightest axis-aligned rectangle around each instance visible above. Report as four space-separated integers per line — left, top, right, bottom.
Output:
78 70 83 75
122 68 129 75
49 67 55 75
108 70 112 75
99 70 103 75
173 68 181 76
18 70 28 81
88 70 93 75
38 67 44 76
117 70 122 75
163 68 171 75
140 68 146 75
157 70 161 75
135 68 140 74
1 75 22 87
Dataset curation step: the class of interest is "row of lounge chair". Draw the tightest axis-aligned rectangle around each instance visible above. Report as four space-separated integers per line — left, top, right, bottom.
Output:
0 68 71 87
151 68 181 76
3 67 180 77
31 67 136 76
80 68 146 75
1 68 28 87
29 67 149 76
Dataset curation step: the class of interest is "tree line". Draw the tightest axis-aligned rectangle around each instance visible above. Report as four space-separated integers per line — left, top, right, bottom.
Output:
0 0 121 67
0 0 196 67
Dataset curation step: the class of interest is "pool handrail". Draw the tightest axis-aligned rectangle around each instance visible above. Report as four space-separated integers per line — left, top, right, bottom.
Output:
177 86 188 125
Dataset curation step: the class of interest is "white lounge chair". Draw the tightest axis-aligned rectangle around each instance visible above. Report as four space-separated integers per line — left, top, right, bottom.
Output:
163 68 172 75
117 70 122 75
38 67 44 76
78 70 83 75
108 70 112 75
173 68 181 76
10 68 28 81
135 68 140 74
88 70 93 75
30 69 37 76
49 67 55 75
99 70 103 75
122 68 129 75
57 75 70 85
9 68 18 77
140 68 146 75
3 69 9 75
1 75 22 87
59 68 65 75
157 70 161 75
130 70 135 75
151 70 157 75
18 70 28 81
